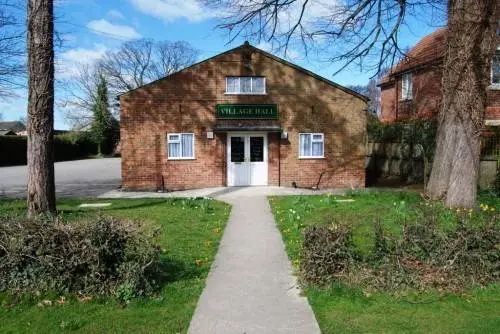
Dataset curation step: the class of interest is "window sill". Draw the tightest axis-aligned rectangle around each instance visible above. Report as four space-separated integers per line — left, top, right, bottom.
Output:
488 85 500 90
399 98 413 102
298 156 325 160
224 92 268 96
167 157 196 161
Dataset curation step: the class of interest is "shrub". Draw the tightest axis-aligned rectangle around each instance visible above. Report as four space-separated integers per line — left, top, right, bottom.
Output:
0 216 162 298
300 205 499 292
300 225 356 286
0 132 98 166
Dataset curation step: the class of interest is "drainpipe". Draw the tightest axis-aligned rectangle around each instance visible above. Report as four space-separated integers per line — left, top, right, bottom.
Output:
278 133 281 187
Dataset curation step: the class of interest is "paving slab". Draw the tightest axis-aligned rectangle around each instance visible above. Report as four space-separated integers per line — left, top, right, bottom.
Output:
187 190 322 334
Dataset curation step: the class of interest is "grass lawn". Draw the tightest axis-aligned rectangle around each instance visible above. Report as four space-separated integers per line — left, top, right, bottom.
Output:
269 190 500 334
0 197 231 334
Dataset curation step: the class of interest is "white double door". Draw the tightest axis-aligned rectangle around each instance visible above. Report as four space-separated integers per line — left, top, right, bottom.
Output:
227 132 268 186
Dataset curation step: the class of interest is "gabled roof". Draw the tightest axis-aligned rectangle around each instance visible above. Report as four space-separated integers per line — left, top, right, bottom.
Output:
0 121 26 133
379 28 447 85
120 42 369 103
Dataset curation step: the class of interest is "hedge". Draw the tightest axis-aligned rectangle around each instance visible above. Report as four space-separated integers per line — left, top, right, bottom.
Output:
0 133 98 166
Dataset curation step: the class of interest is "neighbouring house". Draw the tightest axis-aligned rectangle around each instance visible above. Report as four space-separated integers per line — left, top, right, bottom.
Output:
378 29 500 188
120 42 368 191
379 28 500 124
0 121 27 136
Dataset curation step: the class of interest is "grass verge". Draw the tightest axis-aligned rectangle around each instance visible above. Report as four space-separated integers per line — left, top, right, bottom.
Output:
0 197 231 334
269 191 500 333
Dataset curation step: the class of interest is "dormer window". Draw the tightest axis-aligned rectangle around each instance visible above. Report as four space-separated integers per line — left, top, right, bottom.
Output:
401 72 413 100
226 76 266 95
492 49 500 87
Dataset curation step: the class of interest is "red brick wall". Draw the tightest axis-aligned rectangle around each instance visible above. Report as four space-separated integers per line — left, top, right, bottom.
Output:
120 47 367 191
379 82 396 122
487 89 500 119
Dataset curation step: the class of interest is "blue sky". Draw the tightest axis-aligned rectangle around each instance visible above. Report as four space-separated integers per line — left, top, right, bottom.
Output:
0 0 444 129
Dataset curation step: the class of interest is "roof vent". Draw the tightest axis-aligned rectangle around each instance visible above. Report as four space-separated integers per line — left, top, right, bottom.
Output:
244 41 250 46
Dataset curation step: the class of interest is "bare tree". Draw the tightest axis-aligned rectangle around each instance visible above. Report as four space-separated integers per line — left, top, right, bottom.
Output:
0 0 25 99
204 0 499 207
60 63 103 128
347 78 383 114
62 39 199 128
27 0 56 217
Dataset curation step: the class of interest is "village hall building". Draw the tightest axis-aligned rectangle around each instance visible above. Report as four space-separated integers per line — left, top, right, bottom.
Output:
120 42 368 191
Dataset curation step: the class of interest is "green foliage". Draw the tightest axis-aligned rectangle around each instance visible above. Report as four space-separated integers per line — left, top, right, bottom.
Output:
368 118 437 155
0 216 161 297
0 133 97 166
91 75 120 155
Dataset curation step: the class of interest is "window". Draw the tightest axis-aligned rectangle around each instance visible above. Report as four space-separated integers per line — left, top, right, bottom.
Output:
492 50 500 86
167 133 194 159
225 77 266 94
401 72 413 100
299 133 324 158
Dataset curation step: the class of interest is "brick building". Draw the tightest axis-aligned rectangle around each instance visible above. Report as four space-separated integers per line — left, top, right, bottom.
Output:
120 42 368 191
379 28 500 124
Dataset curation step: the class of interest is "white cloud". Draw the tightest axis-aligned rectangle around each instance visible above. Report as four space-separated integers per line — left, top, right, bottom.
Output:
129 0 215 22
108 9 125 20
57 44 108 78
87 19 142 40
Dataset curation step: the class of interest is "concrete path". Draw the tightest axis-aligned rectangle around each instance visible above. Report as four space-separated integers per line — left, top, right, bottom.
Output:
187 188 321 334
100 185 342 199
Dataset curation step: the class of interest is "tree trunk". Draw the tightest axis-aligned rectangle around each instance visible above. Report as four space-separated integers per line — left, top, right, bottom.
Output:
426 0 498 207
26 0 56 217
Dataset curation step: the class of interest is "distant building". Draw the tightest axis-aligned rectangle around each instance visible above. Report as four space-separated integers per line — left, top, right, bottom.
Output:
0 121 27 136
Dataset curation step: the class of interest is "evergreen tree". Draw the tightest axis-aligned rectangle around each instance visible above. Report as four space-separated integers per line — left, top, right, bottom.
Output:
91 75 119 155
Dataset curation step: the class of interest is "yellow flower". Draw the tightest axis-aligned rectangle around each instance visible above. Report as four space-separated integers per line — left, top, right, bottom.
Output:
195 259 204 266
212 228 221 233
491 208 496 212
204 241 212 247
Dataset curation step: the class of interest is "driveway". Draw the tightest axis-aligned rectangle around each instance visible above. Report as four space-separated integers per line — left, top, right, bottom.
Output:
0 158 121 198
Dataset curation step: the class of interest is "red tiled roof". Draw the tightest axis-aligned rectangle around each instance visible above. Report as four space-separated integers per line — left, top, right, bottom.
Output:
379 28 447 85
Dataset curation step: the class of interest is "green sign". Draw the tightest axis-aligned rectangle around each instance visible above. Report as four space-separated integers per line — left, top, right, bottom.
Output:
216 104 278 119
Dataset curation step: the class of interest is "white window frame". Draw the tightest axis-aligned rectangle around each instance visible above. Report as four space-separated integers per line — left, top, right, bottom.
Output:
491 48 500 88
299 133 325 159
401 72 413 100
167 133 195 160
225 76 267 95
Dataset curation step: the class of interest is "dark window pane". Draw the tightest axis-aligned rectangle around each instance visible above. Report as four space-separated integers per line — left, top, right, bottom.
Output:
493 53 500 84
250 137 264 162
231 137 245 162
